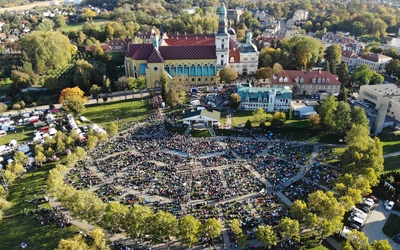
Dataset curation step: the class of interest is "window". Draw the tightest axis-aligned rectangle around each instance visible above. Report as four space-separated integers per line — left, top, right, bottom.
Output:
153 67 158 71
192 78 195 81
198 78 201 81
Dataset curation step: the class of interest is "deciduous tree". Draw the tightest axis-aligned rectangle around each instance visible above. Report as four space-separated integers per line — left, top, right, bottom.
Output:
219 67 238 84
178 215 202 248
256 225 278 249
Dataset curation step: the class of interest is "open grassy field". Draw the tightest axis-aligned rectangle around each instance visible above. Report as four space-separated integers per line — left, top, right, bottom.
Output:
59 19 111 33
82 99 154 129
384 155 400 172
0 163 79 249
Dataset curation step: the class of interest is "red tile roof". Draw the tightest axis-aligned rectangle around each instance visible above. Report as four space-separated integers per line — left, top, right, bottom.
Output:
163 36 215 46
229 38 240 63
272 70 341 85
342 50 358 58
159 45 216 60
147 49 164 63
125 43 154 60
361 53 392 62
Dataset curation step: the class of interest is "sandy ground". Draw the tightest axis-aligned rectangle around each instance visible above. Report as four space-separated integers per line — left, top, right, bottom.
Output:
0 0 65 13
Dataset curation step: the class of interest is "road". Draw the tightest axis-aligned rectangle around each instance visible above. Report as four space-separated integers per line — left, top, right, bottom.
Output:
0 0 65 13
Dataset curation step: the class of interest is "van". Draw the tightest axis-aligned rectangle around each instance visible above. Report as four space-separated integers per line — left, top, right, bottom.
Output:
0 130 7 137
348 215 364 227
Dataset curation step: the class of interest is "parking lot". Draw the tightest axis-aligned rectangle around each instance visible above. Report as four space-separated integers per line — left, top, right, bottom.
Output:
362 201 400 249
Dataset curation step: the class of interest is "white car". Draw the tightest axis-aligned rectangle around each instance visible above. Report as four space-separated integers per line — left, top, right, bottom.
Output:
340 226 354 239
362 198 375 208
385 201 394 211
351 211 366 221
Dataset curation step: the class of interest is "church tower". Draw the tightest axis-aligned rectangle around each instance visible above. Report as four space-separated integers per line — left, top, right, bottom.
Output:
216 2 230 67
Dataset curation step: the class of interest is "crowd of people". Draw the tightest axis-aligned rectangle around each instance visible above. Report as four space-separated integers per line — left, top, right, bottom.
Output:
58 123 344 249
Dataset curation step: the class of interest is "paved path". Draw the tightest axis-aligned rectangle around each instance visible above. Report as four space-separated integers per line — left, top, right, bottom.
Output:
384 151 400 158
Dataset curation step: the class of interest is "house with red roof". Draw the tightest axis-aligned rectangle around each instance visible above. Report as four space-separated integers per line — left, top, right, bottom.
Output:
355 53 392 73
124 3 259 89
272 70 341 96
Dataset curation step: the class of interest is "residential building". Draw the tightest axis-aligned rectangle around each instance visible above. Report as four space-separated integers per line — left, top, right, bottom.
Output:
322 32 364 54
355 53 392 73
359 84 400 122
124 3 259 88
227 7 244 23
341 50 358 67
236 84 292 112
272 70 341 95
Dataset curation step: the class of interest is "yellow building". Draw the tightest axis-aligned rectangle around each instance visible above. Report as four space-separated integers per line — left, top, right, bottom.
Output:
124 3 258 89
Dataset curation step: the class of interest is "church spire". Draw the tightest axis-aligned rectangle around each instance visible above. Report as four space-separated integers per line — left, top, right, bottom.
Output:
217 1 228 35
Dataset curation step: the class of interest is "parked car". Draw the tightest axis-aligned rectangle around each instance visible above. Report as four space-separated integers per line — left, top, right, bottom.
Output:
339 226 354 239
393 234 400 243
348 216 364 227
362 197 375 208
345 222 361 231
366 195 379 203
356 204 371 213
384 201 394 211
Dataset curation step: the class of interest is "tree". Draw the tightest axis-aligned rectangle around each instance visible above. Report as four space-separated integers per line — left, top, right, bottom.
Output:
136 77 147 98
74 147 87 162
339 231 370 250
245 119 252 129
35 19 54 32
304 21 313 32
324 44 342 74
289 200 309 222
237 234 248 249
203 218 222 239
254 67 273 83
148 211 178 244
165 89 180 108
219 67 238 83
308 114 321 130
59 87 88 117
107 123 118 137
11 70 31 92
55 15 67 28
252 107 267 124
230 219 242 236
57 235 89 250
101 202 128 233
116 76 136 99
386 59 400 79
337 63 350 88
124 205 153 241
20 31 74 74
90 84 101 104
334 101 351 135
370 239 392 250
229 93 241 110
256 225 278 249
270 111 286 127
74 60 94 93
0 103 7 113
178 215 202 248
350 65 377 87
277 218 300 243
351 106 369 128
86 134 99 150
35 151 46 165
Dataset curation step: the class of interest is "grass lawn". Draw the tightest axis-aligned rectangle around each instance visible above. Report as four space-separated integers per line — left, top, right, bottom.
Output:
82 99 154 129
378 129 400 155
322 147 345 165
190 129 211 137
384 155 400 172
382 213 400 238
307 245 329 250
0 163 79 249
0 125 36 146
59 19 111 32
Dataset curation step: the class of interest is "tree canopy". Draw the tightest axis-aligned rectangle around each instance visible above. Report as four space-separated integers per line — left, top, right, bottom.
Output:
20 31 75 75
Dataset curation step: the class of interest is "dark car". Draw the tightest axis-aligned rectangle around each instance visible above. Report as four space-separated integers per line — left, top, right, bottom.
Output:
346 222 361 231
394 234 400 244
356 204 371 213
366 195 379 203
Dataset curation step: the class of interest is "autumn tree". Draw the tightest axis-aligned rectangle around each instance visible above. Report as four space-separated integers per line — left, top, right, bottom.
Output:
229 93 241 110
203 218 222 239
270 111 286 127
254 67 273 84
277 217 300 243
90 84 101 104
59 87 88 117
219 67 238 84
124 205 153 242
308 114 321 130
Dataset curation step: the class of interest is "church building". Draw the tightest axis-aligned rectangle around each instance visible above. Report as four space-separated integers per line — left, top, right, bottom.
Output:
124 3 259 89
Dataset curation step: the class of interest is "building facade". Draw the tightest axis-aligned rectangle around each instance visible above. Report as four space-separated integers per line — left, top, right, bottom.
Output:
355 53 392 73
272 70 342 96
124 3 258 89
359 84 400 122
237 84 292 112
